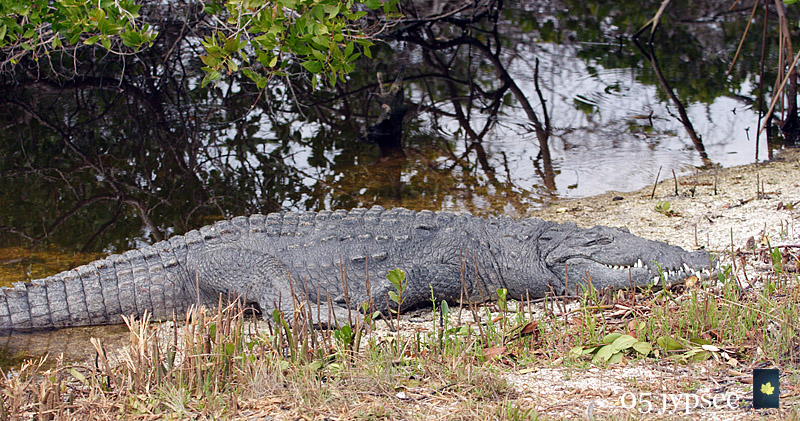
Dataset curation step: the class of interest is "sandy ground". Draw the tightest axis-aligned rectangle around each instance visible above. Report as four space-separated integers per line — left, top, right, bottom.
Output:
533 149 800 253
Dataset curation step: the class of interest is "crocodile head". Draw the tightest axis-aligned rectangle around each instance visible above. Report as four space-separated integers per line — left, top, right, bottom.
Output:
542 224 716 294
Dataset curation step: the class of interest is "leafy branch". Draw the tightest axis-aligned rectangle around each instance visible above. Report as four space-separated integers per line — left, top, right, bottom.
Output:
0 0 400 87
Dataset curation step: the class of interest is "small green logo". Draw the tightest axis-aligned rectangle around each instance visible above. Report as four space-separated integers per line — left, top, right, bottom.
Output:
753 369 779 409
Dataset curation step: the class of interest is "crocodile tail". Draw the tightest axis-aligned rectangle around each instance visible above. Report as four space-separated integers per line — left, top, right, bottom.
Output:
0 238 195 332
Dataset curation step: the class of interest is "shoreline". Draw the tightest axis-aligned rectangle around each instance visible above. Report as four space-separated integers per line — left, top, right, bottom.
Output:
531 148 800 253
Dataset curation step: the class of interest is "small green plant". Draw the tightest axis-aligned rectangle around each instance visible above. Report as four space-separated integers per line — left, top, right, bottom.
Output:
656 335 722 362
496 288 508 313
770 246 784 274
655 200 681 217
387 268 407 313
504 401 539 420
571 333 652 365
387 267 407 331
333 324 354 348
272 308 297 363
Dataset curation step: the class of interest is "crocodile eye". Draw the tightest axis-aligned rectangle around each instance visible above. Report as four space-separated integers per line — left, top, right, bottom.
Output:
585 237 613 246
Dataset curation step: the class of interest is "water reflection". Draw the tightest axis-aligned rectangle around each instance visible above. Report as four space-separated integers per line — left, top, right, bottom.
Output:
0 0 792 272
0 324 130 369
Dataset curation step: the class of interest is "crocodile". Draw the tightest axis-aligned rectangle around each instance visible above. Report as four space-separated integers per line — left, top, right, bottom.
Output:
0 206 715 331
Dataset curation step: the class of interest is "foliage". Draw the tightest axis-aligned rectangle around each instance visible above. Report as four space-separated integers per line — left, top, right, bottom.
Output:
0 0 399 87
387 267 406 312
570 332 652 365
199 0 399 89
0 0 158 61
654 200 680 217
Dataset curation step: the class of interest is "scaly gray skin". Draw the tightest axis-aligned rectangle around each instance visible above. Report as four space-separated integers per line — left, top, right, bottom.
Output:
0 206 715 332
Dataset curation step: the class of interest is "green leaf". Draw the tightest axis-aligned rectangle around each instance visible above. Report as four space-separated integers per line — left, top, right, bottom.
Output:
608 351 624 364
311 36 327 48
592 344 615 364
656 336 685 351
632 341 652 355
312 4 324 20
69 368 88 385
364 0 382 10
334 325 353 344
688 337 712 346
84 35 101 45
69 30 82 45
387 268 406 289
101 36 111 50
242 68 257 81
688 349 710 362
311 48 326 62
0 25 7 42
204 2 222 14
301 60 323 73
610 335 638 352
223 36 240 54
23 28 35 38
323 3 340 16
89 8 106 21
200 70 221 87
98 19 122 35
119 30 142 47
268 55 278 67
346 52 361 63
602 332 622 344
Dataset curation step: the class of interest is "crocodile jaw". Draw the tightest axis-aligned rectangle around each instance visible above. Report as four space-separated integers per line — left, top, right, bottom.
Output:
543 225 716 293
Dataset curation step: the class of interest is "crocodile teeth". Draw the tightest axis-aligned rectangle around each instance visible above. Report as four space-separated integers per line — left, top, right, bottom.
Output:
636 259 644 268
652 276 660 285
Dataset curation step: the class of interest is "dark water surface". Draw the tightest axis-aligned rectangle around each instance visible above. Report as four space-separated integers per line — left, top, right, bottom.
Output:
0 0 795 364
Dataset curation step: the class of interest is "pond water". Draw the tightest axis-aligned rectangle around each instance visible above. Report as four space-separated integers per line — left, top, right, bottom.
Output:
0 0 795 365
